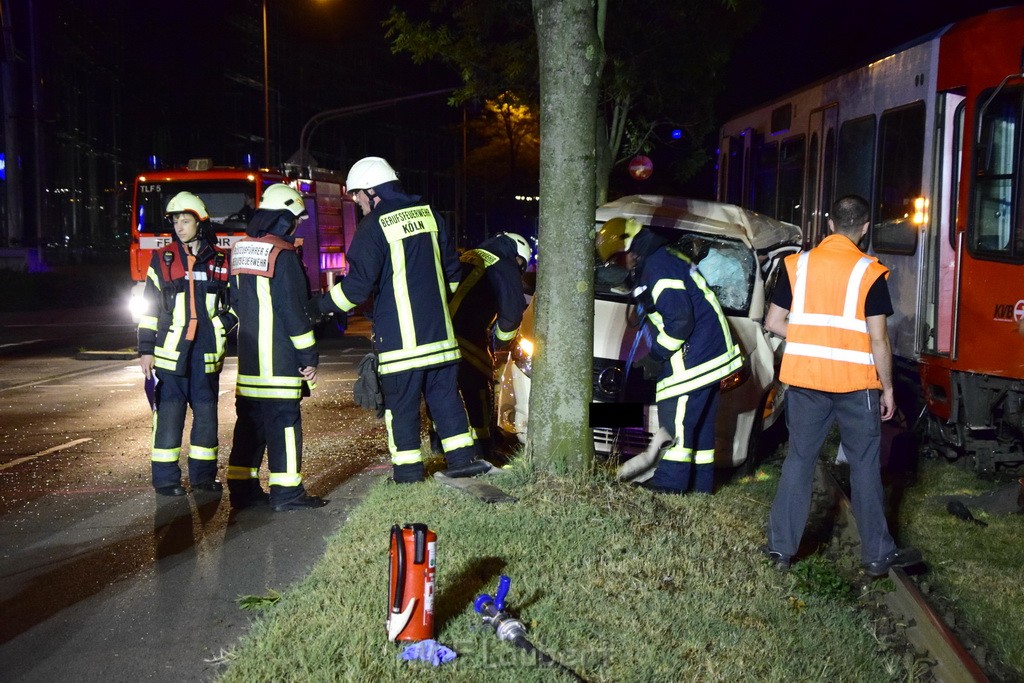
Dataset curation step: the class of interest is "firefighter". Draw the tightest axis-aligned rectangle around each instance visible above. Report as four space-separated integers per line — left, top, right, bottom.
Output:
138 191 234 496
448 232 530 459
596 217 742 494
762 195 921 575
226 183 326 511
317 156 486 483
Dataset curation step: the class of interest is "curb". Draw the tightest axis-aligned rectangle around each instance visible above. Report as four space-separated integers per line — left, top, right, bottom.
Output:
75 350 138 361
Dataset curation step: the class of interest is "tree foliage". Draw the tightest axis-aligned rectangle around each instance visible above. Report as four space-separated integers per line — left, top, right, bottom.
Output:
386 0 759 202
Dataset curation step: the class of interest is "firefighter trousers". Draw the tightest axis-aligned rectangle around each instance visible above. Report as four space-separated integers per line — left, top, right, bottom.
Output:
151 360 220 489
651 383 720 493
226 396 307 506
380 364 476 470
457 359 493 445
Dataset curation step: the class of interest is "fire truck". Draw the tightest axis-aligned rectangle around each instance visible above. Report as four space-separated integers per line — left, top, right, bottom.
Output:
127 159 358 320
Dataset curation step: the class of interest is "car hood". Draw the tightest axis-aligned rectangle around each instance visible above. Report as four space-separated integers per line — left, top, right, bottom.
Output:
596 195 801 252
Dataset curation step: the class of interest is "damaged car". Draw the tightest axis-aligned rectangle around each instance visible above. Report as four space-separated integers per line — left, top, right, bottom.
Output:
494 195 801 468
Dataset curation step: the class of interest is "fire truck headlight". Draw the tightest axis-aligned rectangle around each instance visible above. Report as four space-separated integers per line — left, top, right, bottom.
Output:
128 292 150 320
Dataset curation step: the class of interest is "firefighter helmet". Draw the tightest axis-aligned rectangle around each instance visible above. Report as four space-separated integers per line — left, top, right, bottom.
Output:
346 156 399 192
165 191 209 221
502 232 533 267
259 183 307 217
595 217 643 262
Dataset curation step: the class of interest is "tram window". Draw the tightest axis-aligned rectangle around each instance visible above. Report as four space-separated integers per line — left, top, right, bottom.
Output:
751 140 778 217
726 136 743 205
837 116 876 201
778 137 805 227
873 102 925 254
971 88 1021 258
949 101 965 249
822 128 837 225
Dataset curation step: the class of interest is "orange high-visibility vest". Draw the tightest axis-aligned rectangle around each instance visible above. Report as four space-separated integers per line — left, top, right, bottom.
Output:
779 234 889 393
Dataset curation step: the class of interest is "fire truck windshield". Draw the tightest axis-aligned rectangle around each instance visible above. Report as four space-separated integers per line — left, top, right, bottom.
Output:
135 179 257 233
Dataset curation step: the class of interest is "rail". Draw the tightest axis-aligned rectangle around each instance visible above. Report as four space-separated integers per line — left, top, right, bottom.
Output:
817 462 989 682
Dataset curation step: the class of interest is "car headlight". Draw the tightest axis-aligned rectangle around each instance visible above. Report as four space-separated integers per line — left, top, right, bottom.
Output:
512 336 534 377
719 363 751 392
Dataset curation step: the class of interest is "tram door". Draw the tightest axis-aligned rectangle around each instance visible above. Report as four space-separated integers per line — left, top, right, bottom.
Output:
804 106 839 247
921 93 965 357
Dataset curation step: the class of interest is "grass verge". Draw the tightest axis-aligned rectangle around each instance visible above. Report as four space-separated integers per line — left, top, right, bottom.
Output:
219 460 907 682
899 459 1024 677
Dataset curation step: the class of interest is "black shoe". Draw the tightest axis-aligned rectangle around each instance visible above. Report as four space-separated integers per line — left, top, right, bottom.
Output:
392 463 425 484
760 546 791 571
230 490 270 509
192 480 224 493
155 484 187 497
632 480 684 495
272 493 328 511
864 547 923 578
442 459 493 478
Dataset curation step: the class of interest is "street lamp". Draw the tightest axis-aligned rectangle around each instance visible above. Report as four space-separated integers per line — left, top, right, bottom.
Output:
262 0 271 166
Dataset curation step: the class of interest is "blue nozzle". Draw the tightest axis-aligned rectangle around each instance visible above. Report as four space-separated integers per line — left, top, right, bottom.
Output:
474 574 512 614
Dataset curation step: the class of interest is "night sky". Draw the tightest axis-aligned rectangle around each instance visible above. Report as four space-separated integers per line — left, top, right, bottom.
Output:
720 0 1021 117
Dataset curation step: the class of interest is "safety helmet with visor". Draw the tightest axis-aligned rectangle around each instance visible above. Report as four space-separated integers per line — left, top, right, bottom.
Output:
259 183 307 218
165 191 209 222
501 232 533 270
595 216 643 263
346 156 399 194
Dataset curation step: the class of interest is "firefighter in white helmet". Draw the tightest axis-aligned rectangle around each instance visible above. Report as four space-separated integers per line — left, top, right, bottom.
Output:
226 183 326 510
596 216 742 494
448 232 531 459
315 156 487 483
137 191 235 496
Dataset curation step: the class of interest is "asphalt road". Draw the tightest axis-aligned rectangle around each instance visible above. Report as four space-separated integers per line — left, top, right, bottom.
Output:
0 305 390 682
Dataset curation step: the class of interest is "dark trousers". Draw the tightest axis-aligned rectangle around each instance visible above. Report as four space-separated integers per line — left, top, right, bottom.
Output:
226 396 306 505
151 356 219 488
379 364 475 468
457 360 492 442
651 384 719 492
768 386 897 564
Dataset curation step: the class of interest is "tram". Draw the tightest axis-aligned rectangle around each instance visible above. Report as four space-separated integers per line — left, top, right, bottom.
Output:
717 6 1024 472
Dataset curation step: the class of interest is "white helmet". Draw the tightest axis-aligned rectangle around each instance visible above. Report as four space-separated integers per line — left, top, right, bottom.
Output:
165 191 209 221
502 232 533 267
346 156 399 192
259 183 306 217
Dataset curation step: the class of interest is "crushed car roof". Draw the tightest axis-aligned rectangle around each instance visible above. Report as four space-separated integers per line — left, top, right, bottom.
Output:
596 195 801 251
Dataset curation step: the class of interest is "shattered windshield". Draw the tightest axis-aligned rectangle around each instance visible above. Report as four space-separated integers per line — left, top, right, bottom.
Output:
673 234 755 315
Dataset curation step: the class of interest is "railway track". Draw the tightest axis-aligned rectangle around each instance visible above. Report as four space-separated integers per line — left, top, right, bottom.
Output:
817 462 989 683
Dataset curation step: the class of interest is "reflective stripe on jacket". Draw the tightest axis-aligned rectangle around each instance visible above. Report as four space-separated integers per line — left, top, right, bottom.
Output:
137 242 233 375
449 238 526 376
778 234 888 393
640 246 742 402
321 196 462 376
230 235 318 400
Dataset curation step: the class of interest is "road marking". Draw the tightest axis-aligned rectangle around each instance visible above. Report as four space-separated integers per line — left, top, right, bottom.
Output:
0 437 93 472
0 339 44 349
0 363 121 393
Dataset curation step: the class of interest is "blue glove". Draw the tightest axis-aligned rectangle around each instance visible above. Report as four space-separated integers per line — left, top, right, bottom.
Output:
399 639 458 666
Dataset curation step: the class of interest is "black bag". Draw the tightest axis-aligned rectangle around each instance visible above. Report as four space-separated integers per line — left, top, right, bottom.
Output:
354 353 385 418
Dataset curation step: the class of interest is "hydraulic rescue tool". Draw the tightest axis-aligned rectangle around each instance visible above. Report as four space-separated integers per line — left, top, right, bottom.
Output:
474 575 587 682
387 523 436 642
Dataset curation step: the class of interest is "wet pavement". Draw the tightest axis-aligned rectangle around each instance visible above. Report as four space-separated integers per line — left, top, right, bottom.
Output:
0 306 389 681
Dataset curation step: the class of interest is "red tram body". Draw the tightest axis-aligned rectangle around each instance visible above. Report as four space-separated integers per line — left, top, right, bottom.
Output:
717 7 1024 472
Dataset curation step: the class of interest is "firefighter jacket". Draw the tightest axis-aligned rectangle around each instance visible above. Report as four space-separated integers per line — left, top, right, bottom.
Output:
137 238 233 375
321 190 462 376
448 235 526 376
779 234 888 393
230 211 318 400
638 245 742 402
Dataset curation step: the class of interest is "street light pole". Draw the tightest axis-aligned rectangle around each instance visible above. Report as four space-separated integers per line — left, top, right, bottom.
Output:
262 0 271 167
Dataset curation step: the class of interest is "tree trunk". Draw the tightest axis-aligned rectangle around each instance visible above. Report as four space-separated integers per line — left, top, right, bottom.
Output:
529 0 600 475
